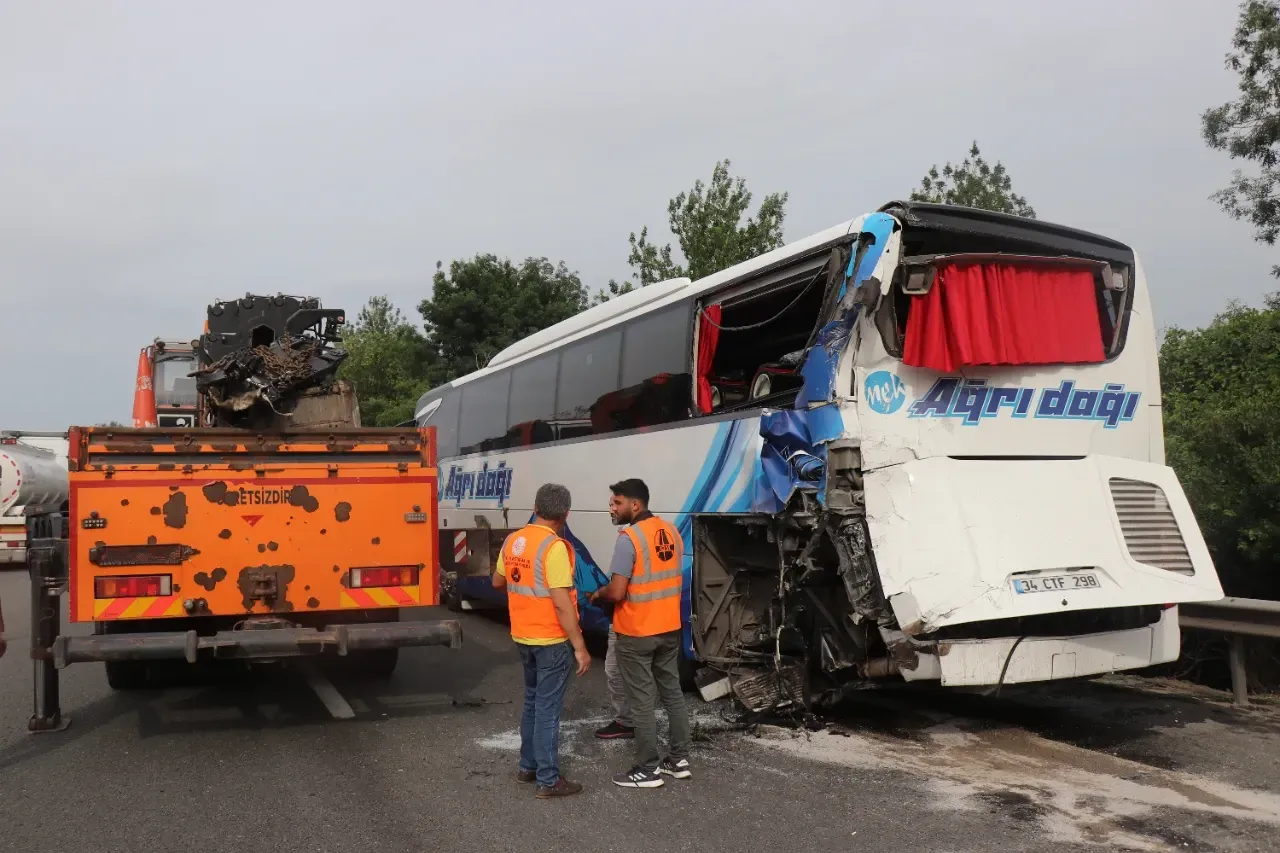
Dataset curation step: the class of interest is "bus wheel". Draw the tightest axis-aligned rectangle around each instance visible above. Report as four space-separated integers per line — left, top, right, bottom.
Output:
444 587 464 613
105 661 150 690
678 654 697 693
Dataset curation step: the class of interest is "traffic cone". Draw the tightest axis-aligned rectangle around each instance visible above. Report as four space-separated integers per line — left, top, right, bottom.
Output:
132 347 157 428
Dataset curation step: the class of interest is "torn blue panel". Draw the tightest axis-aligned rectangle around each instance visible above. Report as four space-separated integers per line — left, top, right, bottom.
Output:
807 402 846 444
754 409 829 513
798 213 899 406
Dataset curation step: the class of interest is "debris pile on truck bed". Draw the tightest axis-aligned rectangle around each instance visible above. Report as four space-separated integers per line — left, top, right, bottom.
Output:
193 294 350 428
194 335 347 422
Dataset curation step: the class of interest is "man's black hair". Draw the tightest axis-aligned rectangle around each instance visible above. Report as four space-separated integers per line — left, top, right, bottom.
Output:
609 478 650 505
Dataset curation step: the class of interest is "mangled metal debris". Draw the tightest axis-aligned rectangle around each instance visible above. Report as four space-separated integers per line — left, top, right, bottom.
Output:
192 294 348 428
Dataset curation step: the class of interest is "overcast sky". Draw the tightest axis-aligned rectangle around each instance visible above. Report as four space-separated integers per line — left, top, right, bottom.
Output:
0 0 1270 429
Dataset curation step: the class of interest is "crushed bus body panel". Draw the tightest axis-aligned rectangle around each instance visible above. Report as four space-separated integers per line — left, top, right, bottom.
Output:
412 199 1223 711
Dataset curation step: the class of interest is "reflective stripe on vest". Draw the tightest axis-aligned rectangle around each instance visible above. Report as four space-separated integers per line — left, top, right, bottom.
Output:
613 516 683 637
503 524 577 641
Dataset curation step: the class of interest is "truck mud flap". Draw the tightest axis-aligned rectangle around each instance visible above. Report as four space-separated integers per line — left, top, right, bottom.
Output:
52 620 463 667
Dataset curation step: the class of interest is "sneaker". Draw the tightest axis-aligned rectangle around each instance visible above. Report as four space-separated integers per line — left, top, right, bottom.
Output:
658 757 692 779
535 778 584 799
516 769 536 784
613 766 665 788
595 720 636 739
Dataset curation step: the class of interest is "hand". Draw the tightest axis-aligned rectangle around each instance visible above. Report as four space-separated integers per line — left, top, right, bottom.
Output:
574 645 591 676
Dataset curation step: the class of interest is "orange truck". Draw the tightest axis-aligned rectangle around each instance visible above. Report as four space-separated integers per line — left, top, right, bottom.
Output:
26 295 458 730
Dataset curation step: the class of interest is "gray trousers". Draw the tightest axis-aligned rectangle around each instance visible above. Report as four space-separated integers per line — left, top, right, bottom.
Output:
605 626 632 726
615 630 692 771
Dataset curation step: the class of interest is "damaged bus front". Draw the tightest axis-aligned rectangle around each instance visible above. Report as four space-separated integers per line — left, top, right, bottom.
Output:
691 201 1221 710
415 200 1222 714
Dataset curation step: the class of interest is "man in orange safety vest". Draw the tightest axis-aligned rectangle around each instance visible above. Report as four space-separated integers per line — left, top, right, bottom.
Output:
591 478 692 789
492 483 591 798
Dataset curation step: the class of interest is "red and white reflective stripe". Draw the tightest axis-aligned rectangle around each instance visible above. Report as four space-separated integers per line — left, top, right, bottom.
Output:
454 532 467 563
2 453 21 505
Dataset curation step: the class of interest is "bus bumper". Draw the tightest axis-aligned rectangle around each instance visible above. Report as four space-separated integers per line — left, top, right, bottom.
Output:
51 619 463 668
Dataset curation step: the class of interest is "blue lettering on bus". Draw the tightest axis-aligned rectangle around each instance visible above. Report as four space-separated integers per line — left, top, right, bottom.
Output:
443 461 514 507
906 378 1140 428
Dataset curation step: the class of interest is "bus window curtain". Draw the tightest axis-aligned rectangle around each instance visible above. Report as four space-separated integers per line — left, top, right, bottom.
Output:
903 262 1106 373
696 305 722 414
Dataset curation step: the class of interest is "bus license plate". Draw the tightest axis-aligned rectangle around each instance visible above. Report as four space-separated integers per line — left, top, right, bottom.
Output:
1011 573 1101 595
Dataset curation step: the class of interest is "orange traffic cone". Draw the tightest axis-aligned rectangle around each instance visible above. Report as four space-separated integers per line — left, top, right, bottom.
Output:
132 347 157 428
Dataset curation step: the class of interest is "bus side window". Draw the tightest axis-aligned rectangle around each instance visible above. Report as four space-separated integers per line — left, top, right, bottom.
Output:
612 304 695 430
556 329 622 436
424 392 461 459
507 353 559 447
459 371 511 455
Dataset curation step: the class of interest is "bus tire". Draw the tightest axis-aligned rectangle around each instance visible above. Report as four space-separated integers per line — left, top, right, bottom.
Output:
444 588 464 613
105 660 149 690
678 654 697 693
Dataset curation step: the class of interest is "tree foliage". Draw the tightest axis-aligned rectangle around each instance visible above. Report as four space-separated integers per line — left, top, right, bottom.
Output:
1203 0 1280 277
339 296 434 426
910 141 1036 218
420 255 588 383
601 159 788 300
1160 293 1280 600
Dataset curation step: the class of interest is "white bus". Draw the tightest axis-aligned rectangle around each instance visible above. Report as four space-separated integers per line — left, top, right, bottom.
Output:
416 200 1223 710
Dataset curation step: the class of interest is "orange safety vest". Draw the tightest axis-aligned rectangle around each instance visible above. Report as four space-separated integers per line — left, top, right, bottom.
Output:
613 515 683 637
503 524 577 642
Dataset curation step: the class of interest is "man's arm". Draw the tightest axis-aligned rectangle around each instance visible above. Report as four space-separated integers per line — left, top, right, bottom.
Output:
549 587 586 653
491 552 507 589
545 541 590 675
594 533 634 604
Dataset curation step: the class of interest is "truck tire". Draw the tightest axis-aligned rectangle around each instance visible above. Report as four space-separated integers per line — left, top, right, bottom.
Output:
105 660 149 690
354 648 399 678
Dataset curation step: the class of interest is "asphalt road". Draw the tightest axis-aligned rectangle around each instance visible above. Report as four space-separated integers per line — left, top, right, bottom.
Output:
1 567 1278 853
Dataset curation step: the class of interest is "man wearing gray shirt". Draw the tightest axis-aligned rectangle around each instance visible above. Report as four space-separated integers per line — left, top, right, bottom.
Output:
594 525 636 740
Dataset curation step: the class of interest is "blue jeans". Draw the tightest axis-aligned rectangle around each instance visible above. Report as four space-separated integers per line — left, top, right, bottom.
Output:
517 641 573 787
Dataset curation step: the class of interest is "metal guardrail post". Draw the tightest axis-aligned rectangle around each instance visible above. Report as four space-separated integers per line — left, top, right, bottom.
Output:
1179 597 1280 707
1228 636 1249 707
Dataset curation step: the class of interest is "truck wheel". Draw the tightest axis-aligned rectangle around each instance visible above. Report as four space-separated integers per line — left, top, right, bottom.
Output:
105 661 149 690
354 648 399 678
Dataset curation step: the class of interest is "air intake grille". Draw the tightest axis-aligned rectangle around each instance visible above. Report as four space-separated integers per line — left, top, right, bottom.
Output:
1109 478 1194 574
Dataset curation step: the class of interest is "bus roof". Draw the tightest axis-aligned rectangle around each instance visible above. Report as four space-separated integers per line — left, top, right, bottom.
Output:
420 200 1135 402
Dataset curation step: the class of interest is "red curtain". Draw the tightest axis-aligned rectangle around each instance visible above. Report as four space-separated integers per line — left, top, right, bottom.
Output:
903 263 1105 373
696 305 722 414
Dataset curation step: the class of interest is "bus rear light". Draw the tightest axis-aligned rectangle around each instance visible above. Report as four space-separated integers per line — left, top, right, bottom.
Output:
95 574 171 598
350 566 419 588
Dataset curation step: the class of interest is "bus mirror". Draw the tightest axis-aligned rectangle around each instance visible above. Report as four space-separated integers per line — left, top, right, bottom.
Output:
902 267 935 296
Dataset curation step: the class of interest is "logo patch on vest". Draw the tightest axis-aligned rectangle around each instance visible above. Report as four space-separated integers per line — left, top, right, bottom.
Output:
654 528 676 561
511 536 527 557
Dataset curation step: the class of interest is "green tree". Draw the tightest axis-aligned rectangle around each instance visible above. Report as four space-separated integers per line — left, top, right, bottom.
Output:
339 296 434 425
1202 0 1280 277
910 141 1036 218
1160 293 1280 600
601 159 788 300
420 255 588 383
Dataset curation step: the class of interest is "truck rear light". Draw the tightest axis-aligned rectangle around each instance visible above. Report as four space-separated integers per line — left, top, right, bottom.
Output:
95 574 171 598
350 566 419 588
6 540 21 547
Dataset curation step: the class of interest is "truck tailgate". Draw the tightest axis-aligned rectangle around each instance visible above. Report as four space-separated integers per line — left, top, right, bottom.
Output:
67 427 438 623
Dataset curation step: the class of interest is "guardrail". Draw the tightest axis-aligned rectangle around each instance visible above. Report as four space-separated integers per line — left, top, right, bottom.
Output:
1178 597 1280 706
